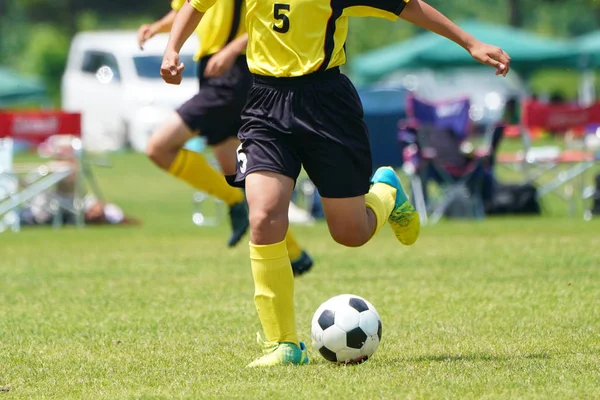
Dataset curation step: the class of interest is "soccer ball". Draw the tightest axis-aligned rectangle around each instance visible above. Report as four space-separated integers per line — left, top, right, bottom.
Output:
311 294 382 364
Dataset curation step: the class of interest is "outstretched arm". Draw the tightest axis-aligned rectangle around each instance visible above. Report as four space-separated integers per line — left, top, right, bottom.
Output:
138 10 177 49
401 0 511 76
161 2 205 85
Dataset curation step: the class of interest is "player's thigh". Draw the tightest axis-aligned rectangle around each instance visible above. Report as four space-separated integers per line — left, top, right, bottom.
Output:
211 137 240 176
297 73 374 241
146 112 194 169
147 111 194 152
298 73 372 199
245 171 295 244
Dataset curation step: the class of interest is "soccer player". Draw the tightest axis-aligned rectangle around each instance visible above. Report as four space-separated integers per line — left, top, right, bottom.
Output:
161 0 511 367
138 0 314 275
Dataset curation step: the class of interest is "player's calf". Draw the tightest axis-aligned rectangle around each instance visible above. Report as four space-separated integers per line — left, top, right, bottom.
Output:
321 196 377 247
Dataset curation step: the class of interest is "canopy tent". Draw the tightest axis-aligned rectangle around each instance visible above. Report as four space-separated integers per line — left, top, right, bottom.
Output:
573 31 600 104
351 21 579 83
0 67 50 109
576 30 600 67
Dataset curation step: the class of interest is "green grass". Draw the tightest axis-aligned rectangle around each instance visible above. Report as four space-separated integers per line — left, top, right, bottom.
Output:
1 152 599 399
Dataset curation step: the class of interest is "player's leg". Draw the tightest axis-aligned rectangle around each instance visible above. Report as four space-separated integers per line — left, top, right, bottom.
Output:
145 108 247 247
297 72 419 247
210 136 240 176
285 230 313 276
207 136 249 246
227 83 309 366
145 111 193 170
145 111 245 207
243 171 307 367
320 168 418 247
212 135 314 274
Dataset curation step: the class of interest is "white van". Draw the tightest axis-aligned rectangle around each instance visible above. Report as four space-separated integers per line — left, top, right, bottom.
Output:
61 31 199 152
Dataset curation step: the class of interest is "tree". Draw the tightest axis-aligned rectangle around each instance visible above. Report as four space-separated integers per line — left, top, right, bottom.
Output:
507 0 522 27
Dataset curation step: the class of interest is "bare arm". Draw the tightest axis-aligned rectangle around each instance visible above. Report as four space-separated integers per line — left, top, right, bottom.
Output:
400 0 511 76
138 10 177 49
161 2 205 84
400 1 476 51
165 2 204 54
150 10 178 34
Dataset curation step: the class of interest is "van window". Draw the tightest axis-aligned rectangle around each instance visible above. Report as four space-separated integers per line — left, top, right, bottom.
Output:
133 55 196 79
81 51 121 82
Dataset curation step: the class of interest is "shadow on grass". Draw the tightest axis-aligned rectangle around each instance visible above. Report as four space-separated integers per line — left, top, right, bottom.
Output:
401 352 550 363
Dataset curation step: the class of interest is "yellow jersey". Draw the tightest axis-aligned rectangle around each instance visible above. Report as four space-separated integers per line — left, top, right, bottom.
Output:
189 0 409 76
172 0 246 61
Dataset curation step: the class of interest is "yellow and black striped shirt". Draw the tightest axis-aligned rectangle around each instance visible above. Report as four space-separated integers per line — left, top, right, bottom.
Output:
189 0 409 76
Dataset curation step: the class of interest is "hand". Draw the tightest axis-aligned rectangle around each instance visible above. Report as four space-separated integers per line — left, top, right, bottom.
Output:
160 50 185 85
137 24 154 50
203 47 237 78
468 41 511 77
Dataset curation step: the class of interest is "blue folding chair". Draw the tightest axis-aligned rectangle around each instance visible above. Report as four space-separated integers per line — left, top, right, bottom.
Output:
402 95 488 224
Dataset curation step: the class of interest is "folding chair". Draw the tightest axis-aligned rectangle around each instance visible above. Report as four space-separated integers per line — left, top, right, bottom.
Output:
496 99 600 217
402 95 488 224
0 111 86 230
0 138 20 231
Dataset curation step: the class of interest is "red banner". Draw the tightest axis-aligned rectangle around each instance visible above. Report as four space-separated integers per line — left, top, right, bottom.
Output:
0 111 81 143
522 100 600 132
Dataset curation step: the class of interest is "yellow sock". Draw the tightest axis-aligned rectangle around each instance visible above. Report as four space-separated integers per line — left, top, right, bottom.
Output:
250 240 299 346
285 230 303 262
365 183 396 238
168 149 244 206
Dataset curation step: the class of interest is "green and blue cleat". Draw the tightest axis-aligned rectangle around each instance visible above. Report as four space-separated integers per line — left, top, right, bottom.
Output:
370 166 420 245
247 333 309 367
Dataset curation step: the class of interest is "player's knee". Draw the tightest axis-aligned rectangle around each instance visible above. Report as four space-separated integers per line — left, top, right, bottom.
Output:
329 225 369 248
249 208 288 244
146 136 172 170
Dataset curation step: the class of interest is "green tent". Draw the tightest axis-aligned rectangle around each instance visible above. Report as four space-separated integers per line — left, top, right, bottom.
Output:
351 21 580 83
0 67 50 109
576 30 600 67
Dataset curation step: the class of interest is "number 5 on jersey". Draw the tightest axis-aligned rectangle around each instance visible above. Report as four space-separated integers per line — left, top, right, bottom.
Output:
273 4 290 33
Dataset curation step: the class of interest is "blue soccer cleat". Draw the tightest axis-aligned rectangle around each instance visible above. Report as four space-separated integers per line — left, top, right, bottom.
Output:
370 166 420 245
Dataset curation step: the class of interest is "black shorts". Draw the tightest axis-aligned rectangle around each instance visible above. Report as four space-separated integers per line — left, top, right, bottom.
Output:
227 68 372 198
176 54 252 146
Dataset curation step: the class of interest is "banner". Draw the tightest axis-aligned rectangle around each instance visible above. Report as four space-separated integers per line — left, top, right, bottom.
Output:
0 111 81 143
522 100 600 132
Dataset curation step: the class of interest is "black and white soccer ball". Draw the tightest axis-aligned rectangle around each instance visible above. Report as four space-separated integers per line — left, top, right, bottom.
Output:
311 294 382 364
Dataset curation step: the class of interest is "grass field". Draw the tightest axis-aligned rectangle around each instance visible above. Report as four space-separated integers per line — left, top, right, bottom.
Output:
1 152 599 399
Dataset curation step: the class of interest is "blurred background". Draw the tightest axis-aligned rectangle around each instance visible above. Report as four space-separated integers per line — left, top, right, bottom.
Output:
1 0 599 105
1 0 600 228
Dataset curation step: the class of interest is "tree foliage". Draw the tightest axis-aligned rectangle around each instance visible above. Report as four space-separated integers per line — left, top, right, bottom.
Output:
0 0 598 104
